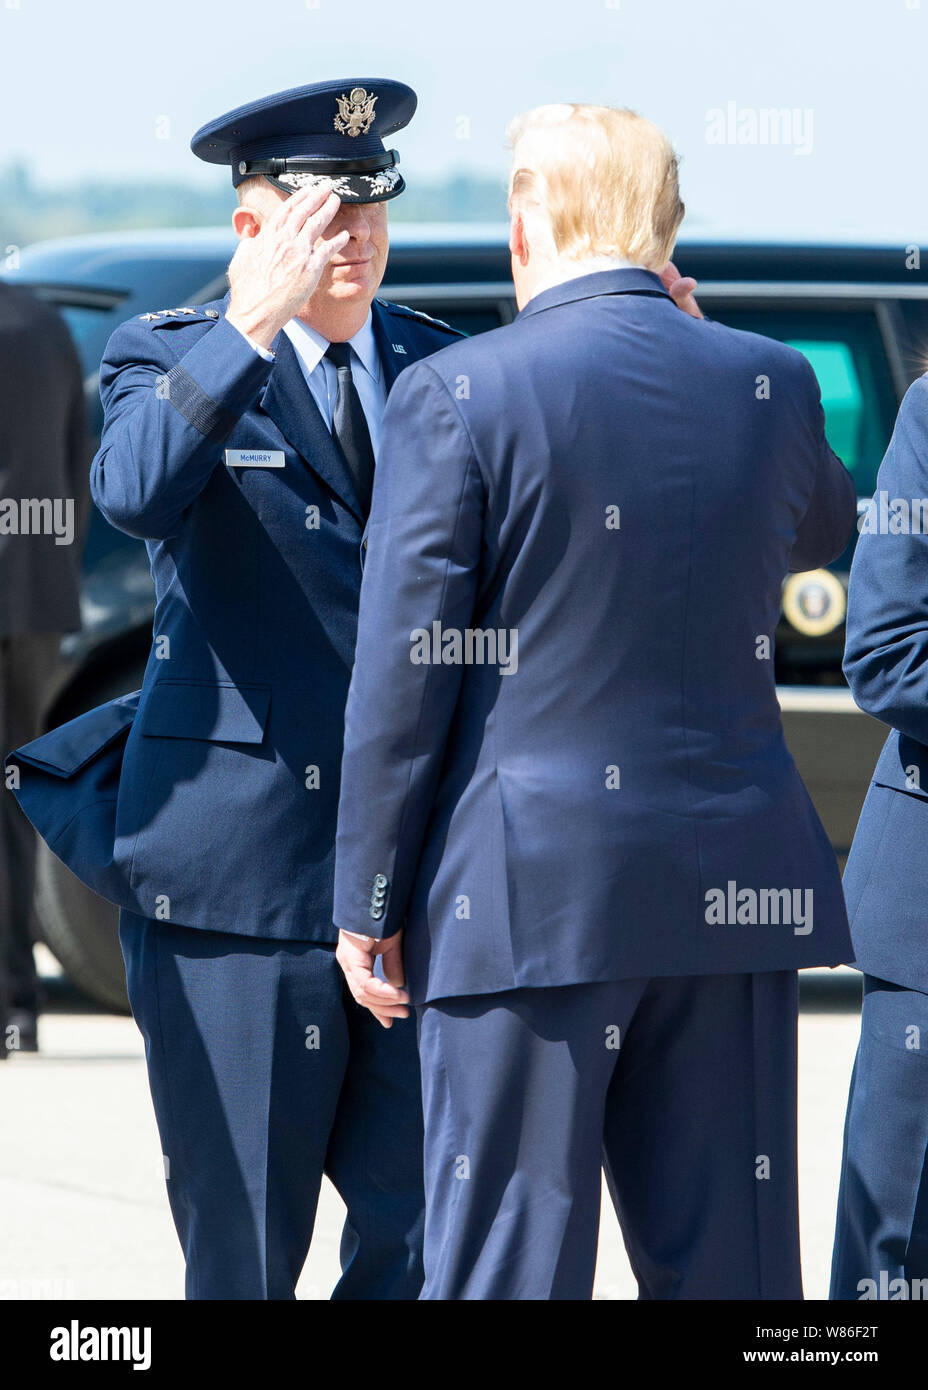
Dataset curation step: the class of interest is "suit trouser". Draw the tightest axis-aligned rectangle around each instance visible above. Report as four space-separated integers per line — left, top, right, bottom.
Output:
416 970 801 1300
119 911 425 1300
0 633 60 1015
830 975 928 1299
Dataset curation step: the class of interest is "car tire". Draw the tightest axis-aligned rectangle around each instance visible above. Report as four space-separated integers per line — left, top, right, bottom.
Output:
35 842 130 1013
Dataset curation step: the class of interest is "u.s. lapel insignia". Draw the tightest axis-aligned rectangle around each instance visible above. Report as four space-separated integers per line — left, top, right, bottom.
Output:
334 87 378 138
392 343 407 354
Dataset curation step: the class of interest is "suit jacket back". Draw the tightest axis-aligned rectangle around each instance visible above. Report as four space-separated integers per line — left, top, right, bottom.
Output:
334 268 857 1002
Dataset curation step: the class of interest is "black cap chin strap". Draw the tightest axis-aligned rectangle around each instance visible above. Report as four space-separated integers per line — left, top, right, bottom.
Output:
236 148 399 180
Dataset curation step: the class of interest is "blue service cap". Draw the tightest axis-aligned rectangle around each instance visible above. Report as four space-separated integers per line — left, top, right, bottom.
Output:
191 78 417 202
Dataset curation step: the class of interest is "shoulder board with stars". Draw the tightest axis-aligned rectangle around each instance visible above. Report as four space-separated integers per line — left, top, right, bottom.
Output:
377 299 463 337
138 306 222 327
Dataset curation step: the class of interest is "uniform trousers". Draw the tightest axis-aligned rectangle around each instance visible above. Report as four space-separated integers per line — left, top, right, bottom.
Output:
119 911 425 1299
831 975 928 1299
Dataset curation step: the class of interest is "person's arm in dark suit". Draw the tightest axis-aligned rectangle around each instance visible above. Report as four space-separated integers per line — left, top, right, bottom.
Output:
787 353 857 573
334 360 485 946
843 375 928 744
91 316 273 541
60 320 91 548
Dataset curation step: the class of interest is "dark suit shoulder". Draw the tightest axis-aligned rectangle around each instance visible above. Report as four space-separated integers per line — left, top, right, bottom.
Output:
402 312 540 397
674 316 825 413
697 315 811 373
0 281 77 349
376 297 465 342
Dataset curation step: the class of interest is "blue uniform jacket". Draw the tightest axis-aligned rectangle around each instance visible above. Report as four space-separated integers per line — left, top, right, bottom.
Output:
842 375 928 991
6 293 461 940
333 268 857 1003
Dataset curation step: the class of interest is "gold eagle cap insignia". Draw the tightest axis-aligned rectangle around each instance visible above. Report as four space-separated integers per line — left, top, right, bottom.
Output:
334 87 378 138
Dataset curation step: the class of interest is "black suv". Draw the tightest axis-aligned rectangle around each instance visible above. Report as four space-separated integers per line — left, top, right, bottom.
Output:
6 225 925 1007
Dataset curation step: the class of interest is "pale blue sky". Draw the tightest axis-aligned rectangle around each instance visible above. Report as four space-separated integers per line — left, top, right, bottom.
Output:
1 0 926 240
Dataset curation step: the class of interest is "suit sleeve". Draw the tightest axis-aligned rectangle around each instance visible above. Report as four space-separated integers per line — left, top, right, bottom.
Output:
91 315 273 540
786 353 857 573
844 375 928 742
334 360 485 938
61 322 91 548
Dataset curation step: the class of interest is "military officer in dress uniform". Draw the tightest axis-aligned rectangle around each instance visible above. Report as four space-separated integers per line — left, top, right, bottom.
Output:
333 102 856 1300
831 378 928 1298
7 79 463 1299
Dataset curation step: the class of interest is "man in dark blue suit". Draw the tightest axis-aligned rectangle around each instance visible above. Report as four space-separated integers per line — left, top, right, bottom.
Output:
333 103 857 1299
831 378 928 1299
7 81 463 1299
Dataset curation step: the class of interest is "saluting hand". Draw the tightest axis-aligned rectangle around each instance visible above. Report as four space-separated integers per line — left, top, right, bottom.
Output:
226 185 350 350
336 929 410 1028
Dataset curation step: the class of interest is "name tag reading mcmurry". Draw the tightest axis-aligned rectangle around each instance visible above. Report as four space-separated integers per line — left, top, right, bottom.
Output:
224 449 285 468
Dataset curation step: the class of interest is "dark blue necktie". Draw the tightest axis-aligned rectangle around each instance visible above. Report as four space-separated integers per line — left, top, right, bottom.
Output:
324 341 376 516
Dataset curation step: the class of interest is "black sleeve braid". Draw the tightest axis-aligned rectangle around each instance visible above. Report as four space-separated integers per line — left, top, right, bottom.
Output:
163 364 239 442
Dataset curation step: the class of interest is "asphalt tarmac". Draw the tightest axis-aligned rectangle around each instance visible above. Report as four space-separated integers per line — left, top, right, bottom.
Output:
0 956 861 1300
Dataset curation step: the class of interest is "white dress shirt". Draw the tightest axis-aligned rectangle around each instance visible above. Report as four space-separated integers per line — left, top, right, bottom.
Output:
234 314 385 945
238 312 387 458
285 313 387 458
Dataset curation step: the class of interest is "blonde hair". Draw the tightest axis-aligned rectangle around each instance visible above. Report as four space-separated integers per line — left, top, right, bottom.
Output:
236 174 274 205
507 104 685 271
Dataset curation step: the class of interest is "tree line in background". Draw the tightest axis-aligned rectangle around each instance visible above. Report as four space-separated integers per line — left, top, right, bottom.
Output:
0 163 509 251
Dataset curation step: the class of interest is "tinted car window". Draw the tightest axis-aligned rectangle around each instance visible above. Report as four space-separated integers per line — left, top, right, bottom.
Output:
786 339 864 472
57 304 125 390
10 250 227 307
6 253 231 393
707 308 897 496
